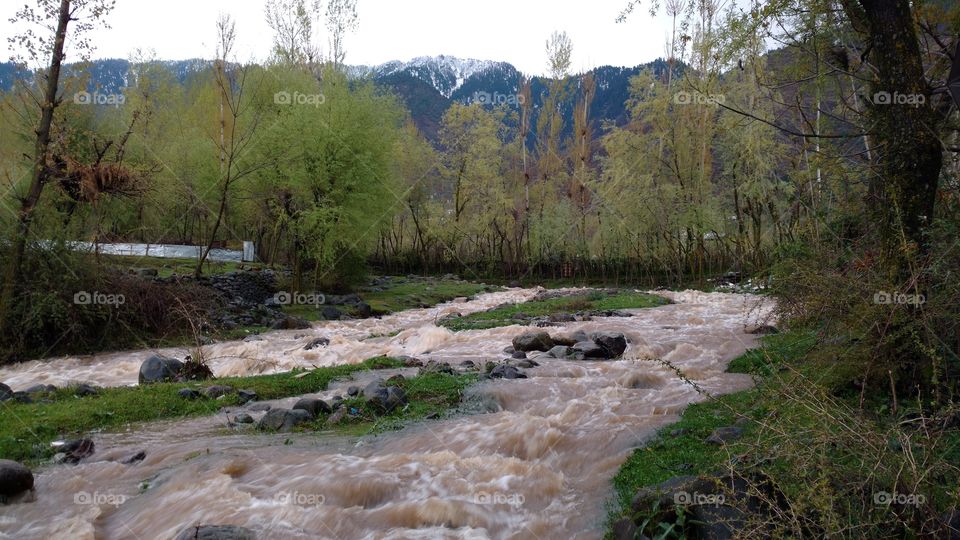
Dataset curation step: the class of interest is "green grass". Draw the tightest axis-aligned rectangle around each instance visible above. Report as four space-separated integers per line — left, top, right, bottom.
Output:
0 356 406 464
360 279 497 315
605 331 814 536
308 371 480 436
440 289 668 331
606 329 960 538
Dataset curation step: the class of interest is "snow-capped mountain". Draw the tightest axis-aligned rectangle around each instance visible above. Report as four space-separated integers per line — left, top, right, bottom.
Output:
350 55 507 97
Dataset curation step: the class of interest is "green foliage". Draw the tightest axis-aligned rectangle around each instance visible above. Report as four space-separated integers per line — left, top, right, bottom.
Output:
0 356 406 463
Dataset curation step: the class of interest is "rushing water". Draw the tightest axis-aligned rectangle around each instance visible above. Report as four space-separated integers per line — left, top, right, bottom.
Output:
0 288 772 539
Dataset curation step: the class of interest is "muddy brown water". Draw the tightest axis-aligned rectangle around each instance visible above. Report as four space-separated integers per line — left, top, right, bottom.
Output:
0 288 772 539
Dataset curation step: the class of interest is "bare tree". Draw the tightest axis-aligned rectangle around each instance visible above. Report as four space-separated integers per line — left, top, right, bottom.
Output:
264 0 321 66
325 0 358 68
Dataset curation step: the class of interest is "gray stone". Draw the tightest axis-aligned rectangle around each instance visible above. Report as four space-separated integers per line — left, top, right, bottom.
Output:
257 408 312 432
234 413 254 424
237 390 257 405
572 340 609 359
0 383 12 401
512 331 554 352
591 332 628 357
0 460 33 499
204 385 234 399
362 381 407 413
490 365 527 379
292 398 332 417
178 388 202 400
23 384 56 394
139 355 185 384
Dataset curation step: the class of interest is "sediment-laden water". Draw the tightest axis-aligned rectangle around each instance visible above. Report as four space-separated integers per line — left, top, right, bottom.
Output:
0 288 772 539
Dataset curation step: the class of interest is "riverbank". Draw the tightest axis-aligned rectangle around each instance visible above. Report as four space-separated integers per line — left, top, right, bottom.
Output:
606 330 960 538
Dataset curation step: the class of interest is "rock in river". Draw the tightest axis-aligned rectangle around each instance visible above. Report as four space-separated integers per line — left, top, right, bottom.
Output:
138 355 184 384
0 460 33 500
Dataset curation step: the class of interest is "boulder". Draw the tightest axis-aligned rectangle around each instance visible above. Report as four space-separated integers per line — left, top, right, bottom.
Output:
572 341 610 359
246 402 271 412
490 365 527 379
320 306 343 321
291 398 332 418
591 332 628 358
514 359 539 369
237 390 257 405
257 408 313 432
512 331 554 352
73 383 99 397
511 351 527 359
548 313 576 323
0 460 33 499
0 383 12 401
362 381 407 413
546 345 585 361
139 355 185 384
23 384 56 395
233 413 254 424
173 525 257 540
178 388 201 400
204 385 234 399
346 386 360 397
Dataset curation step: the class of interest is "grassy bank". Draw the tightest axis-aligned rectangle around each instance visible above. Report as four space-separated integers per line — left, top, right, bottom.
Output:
607 331 960 538
284 276 498 321
0 356 421 464
440 289 667 331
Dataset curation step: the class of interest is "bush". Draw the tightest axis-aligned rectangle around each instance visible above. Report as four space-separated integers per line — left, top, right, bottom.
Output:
0 242 221 362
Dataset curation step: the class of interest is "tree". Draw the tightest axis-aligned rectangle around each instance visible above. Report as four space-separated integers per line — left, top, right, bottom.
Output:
0 0 114 337
325 0 358 68
264 0 322 66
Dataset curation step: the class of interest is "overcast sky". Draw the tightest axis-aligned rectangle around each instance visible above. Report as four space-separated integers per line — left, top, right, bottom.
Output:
1 0 680 76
